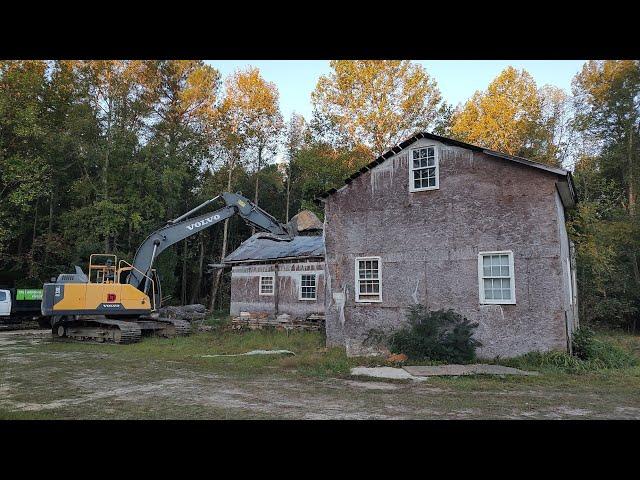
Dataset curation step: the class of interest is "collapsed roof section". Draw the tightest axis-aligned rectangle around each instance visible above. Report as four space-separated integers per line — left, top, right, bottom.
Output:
223 234 324 265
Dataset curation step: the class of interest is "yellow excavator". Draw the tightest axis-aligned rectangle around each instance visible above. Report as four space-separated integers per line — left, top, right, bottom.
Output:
41 192 292 343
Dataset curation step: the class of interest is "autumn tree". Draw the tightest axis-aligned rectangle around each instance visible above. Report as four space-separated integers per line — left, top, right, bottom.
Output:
450 67 543 157
569 60 640 330
222 68 283 210
283 112 309 221
311 60 443 156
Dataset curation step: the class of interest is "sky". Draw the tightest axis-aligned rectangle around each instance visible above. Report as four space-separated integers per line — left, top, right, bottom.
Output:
205 60 587 122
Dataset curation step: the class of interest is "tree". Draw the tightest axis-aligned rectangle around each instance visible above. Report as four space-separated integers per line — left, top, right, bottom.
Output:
140 60 221 304
311 60 442 156
283 112 309 221
222 67 283 210
0 61 50 271
450 67 544 158
570 60 640 331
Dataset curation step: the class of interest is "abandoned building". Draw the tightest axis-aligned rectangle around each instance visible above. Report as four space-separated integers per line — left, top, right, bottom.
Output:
316 132 578 358
223 230 326 323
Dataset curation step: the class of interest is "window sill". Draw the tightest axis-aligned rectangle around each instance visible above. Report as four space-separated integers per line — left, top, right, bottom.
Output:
410 186 439 193
298 298 317 301
480 301 516 305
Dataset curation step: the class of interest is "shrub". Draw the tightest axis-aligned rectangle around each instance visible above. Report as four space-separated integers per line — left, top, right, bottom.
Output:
387 306 481 363
572 326 636 369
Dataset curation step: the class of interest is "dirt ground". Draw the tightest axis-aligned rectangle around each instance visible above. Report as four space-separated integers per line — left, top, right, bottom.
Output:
1 329 640 419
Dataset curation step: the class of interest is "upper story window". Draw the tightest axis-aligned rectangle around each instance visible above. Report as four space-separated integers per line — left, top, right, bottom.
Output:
299 274 317 300
259 275 274 296
355 257 382 303
478 251 515 304
410 146 439 192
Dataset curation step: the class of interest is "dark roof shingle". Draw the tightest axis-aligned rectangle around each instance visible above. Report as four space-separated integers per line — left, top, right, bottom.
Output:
223 234 324 264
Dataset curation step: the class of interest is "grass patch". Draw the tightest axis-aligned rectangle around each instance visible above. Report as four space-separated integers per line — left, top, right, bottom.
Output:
498 329 638 374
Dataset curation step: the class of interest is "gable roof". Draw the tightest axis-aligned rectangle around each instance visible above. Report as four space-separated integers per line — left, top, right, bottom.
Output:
315 132 577 207
223 233 324 264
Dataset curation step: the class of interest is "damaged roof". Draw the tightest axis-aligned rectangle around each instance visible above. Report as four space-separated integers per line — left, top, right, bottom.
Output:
223 234 325 264
315 131 577 207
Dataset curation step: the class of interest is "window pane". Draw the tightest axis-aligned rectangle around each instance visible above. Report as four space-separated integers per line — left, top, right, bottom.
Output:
413 150 419 159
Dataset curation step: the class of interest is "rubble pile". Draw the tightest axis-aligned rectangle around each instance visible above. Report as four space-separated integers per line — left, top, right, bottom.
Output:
231 311 324 332
157 304 208 324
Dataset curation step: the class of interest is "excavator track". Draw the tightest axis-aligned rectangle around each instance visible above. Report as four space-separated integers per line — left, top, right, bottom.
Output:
54 317 142 344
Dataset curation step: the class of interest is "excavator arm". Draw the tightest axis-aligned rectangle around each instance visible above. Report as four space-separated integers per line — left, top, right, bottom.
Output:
127 192 291 291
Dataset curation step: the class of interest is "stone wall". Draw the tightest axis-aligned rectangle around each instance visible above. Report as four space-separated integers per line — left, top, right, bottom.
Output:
322 138 575 358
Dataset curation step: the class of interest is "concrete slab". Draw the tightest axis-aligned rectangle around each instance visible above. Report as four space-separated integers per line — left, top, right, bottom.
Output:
403 364 539 377
350 367 428 381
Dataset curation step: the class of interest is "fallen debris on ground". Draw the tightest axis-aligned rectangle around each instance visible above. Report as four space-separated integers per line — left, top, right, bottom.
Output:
201 349 296 358
402 364 539 377
350 366 428 381
158 304 208 323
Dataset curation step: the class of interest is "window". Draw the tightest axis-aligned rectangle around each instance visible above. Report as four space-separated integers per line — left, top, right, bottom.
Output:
0 291 6 302
299 274 317 300
410 146 438 191
355 257 382 302
259 275 274 296
478 251 515 304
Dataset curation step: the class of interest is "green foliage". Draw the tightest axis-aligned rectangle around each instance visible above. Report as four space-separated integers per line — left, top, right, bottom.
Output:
387 306 481 363
572 327 637 369
504 327 637 373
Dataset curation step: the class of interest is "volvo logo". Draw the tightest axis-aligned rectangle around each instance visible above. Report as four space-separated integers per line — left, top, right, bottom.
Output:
186 214 220 231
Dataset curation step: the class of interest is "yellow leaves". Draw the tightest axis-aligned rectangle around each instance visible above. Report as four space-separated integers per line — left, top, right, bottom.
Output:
220 67 283 150
312 60 442 155
450 66 551 159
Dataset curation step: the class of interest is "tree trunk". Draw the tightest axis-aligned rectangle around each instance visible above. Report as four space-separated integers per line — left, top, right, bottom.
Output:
32 199 38 245
181 239 188 305
48 191 54 236
209 165 234 311
103 96 112 253
190 235 204 304
628 127 640 304
251 146 263 236
285 162 291 222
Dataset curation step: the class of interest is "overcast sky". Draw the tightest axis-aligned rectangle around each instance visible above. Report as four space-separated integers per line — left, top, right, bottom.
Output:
205 60 587 122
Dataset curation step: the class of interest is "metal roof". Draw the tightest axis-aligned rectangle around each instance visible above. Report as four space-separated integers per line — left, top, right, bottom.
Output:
315 132 577 205
223 234 325 264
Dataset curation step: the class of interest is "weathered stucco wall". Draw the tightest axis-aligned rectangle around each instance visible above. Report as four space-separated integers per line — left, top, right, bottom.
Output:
230 260 325 319
323 138 575 358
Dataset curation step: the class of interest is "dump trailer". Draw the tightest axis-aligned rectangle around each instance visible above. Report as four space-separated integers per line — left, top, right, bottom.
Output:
41 192 292 343
0 288 43 325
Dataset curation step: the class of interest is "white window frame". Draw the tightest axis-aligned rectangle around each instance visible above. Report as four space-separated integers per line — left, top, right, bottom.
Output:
259 275 274 296
478 251 516 305
298 273 317 301
355 256 382 303
409 145 439 192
